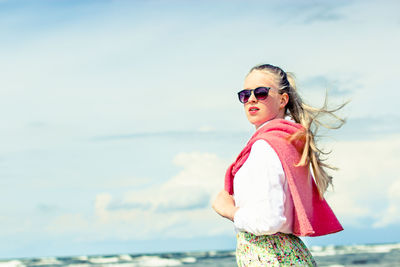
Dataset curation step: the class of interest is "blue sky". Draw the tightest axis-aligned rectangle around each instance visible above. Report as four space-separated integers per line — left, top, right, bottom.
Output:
1 0 400 259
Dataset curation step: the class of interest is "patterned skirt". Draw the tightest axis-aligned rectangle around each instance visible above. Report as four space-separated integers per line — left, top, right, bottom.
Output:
236 232 317 266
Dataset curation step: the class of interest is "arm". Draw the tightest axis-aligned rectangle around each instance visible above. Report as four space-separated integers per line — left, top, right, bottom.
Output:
212 189 239 221
233 140 289 235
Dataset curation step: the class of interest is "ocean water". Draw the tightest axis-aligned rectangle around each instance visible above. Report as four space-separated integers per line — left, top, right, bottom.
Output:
0 243 399 267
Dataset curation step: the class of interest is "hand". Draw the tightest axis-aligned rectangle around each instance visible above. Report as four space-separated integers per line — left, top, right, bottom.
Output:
212 189 239 221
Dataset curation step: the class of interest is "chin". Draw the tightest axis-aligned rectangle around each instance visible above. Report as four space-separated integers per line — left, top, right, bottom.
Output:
249 117 273 128
249 119 264 128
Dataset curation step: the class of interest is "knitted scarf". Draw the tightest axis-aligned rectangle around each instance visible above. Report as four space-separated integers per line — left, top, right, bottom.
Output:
225 119 343 237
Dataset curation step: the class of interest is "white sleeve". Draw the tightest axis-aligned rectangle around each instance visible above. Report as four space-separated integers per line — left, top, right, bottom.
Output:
233 139 288 236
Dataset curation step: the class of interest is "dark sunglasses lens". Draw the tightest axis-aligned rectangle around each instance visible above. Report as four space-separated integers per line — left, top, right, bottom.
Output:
254 87 269 100
238 90 251 103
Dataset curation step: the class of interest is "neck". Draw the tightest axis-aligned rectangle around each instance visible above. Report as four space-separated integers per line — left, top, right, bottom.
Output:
255 113 286 130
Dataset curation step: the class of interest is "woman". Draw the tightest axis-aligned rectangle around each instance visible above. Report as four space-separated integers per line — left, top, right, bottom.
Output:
212 64 345 266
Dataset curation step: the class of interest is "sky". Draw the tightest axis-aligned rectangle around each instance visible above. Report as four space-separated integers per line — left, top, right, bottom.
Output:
1 0 400 259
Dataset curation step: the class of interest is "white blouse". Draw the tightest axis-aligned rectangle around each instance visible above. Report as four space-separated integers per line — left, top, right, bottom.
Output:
233 125 294 236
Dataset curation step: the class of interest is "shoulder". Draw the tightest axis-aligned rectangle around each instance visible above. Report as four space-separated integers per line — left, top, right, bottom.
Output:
251 139 275 154
248 140 282 167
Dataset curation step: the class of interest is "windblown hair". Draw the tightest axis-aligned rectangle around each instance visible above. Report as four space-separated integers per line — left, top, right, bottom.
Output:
249 64 347 198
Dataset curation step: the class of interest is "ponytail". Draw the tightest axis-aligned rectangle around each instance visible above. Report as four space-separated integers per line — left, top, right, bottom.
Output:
249 64 347 198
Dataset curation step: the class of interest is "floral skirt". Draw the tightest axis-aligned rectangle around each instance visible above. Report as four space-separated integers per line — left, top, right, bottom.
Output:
236 232 317 266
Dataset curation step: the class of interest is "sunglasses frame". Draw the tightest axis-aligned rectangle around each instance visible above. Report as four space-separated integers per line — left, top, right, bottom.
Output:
237 87 271 104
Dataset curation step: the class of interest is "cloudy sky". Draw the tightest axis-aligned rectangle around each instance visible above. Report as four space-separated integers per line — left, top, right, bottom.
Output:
1 0 400 259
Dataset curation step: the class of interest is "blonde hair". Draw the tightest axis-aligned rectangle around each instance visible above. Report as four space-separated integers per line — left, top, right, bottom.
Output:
249 64 346 198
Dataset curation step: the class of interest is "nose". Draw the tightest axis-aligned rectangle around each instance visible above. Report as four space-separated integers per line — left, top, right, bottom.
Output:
247 90 257 103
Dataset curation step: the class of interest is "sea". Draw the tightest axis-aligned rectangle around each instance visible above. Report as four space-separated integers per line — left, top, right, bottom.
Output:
1 243 399 267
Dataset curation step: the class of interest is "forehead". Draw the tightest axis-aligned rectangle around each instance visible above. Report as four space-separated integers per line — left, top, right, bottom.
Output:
244 70 278 89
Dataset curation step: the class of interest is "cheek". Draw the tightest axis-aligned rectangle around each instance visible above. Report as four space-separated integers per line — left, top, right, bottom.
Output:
261 100 276 112
257 101 280 120
264 98 281 112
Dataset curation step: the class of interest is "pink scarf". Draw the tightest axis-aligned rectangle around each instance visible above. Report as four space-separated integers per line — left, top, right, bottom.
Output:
225 119 343 237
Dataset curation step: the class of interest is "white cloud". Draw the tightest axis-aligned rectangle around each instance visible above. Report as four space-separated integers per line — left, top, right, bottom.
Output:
326 134 400 227
47 133 400 240
44 152 233 240
118 152 227 211
373 179 400 227
2 1 400 256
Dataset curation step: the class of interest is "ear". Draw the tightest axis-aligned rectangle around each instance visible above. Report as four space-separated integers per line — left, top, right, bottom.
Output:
280 92 289 109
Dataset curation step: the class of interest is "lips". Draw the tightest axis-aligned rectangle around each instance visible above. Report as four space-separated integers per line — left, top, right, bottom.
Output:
248 106 259 115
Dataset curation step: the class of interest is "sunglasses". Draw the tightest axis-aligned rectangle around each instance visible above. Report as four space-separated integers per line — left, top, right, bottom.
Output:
237 87 271 104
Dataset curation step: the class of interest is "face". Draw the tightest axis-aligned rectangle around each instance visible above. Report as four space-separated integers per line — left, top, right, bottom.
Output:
242 70 288 129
